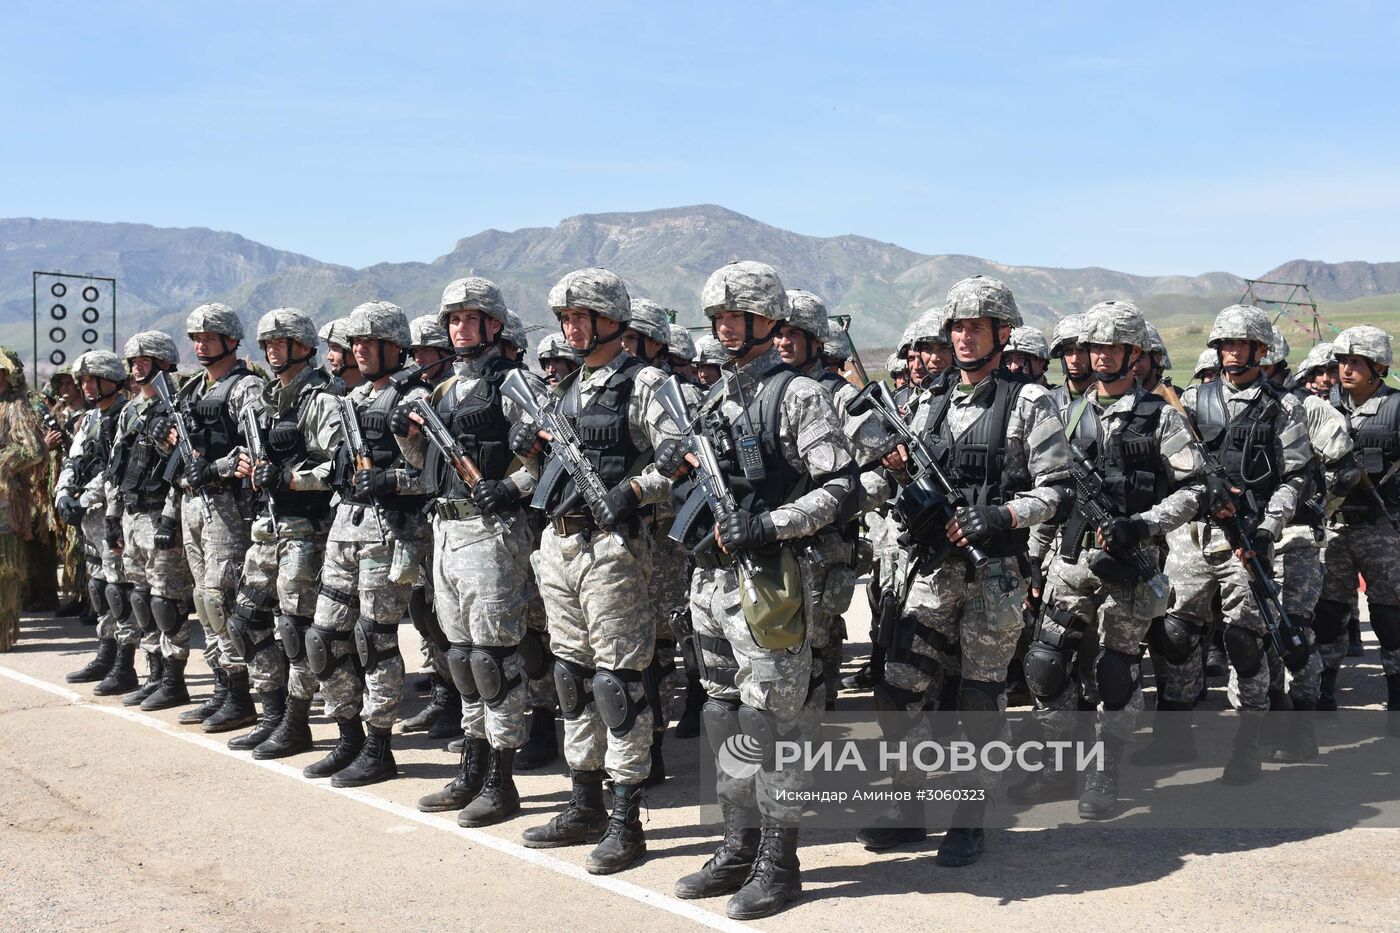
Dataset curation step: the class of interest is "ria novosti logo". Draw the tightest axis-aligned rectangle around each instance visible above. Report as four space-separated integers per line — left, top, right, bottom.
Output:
716 734 765 780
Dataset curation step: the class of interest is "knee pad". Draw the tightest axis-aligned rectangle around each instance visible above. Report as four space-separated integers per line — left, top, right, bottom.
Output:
408 585 448 652
518 628 553 680
1224 626 1264 679
445 642 479 700
1312 599 1350 644
1156 613 1203 665
354 616 400 671
105 581 130 622
702 696 741 756
86 577 108 616
738 704 794 764
150 595 185 638
306 624 351 680
593 668 646 736
553 659 596 720
873 679 924 711
1095 648 1141 711
202 590 229 635
274 614 311 663
470 645 523 708
958 679 1004 745
130 587 155 636
1369 604 1400 651
1023 641 1076 705
228 604 275 662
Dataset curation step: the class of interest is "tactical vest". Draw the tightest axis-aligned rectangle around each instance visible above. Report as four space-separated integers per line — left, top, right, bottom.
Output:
1193 378 1284 504
1068 389 1169 517
76 399 126 486
543 359 648 515
265 372 335 519
703 362 805 517
183 363 253 462
811 369 848 393
424 356 515 500
339 378 430 518
922 375 1030 557
113 399 173 512
1337 385 1400 515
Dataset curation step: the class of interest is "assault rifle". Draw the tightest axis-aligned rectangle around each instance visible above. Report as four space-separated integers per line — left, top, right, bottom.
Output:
1061 442 1170 598
409 398 514 530
153 371 212 518
240 405 278 534
336 395 387 542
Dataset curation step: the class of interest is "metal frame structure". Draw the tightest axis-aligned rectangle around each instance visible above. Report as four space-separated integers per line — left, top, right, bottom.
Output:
1241 279 1320 344
32 271 117 386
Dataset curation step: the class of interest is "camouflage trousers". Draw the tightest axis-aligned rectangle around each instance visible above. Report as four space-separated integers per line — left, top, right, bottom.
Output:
311 537 416 731
1160 525 1270 711
691 561 824 823
1036 545 1168 741
1266 540 1327 704
649 533 692 729
534 525 655 786
1320 523 1400 677
803 533 858 699
523 583 555 710
182 489 250 672
81 509 126 640
122 509 193 659
235 518 325 698
433 512 533 750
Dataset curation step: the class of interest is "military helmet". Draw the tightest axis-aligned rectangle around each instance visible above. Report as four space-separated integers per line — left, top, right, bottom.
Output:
502 310 528 350
185 302 243 341
1298 341 1337 376
890 355 909 375
537 331 581 364
1332 325 1392 367
1261 325 1291 367
73 350 127 383
1193 348 1220 379
1207 304 1274 348
626 298 672 345
257 307 317 349
896 322 917 356
1005 326 1050 360
701 261 790 321
549 268 631 323
409 314 451 350
909 307 949 345
345 300 411 348
319 317 354 351
823 329 855 363
438 276 509 327
1143 321 1172 369
123 330 180 365
1081 300 1149 351
694 335 729 366
783 289 830 341
1049 314 1087 358
668 325 697 361
942 276 1022 330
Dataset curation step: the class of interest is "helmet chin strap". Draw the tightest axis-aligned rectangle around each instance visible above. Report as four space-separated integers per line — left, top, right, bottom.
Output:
458 317 499 359
952 327 1007 373
578 311 625 356
1093 347 1138 384
1216 343 1260 376
360 340 405 381
713 314 774 360
196 335 236 366
266 339 313 375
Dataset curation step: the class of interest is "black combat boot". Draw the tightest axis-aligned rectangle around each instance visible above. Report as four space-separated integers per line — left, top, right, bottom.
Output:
331 724 397 788
935 799 987 867
585 782 646 875
726 821 801 920
1131 699 1198 765
228 688 286 751
427 681 465 740
1007 751 1076 804
140 657 190 711
856 795 928 851
1271 698 1319 762
458 747 521 827
644 732 666 787
400 674 451 732
1078 734 1126 820
675 803 760 898
66 637 117 683
93 644 138 696
522 769 608 848
418 737 489 812
123 651 164 706
674 674 705 739
1317 667 1339 713
515 708 559 770
179 667 228 724
841 661 878 692
1221 711 1265 785
202 669 258 732
253 695 314 760
1386 674 1400 738
303 716 365 778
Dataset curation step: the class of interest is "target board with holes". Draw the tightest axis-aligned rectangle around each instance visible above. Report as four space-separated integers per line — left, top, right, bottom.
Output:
32 271 117 384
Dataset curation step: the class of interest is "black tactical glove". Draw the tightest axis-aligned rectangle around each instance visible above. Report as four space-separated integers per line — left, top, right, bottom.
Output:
952 505 1012 547
717 509 777 552
1205 475 1236 515
183 457 216 490
596 481 642 529
1102 516 1152 556
153 514 180 550
1251 527 1276 576
509 421 544 458
388 404 415 437
104 515 124 550
654 438 689 479
353 467 395 499
253 461 288 492
472 479 517 514
56 494 84 526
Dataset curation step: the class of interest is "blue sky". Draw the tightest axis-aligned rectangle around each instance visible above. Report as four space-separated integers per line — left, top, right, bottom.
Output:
3 1 1398 276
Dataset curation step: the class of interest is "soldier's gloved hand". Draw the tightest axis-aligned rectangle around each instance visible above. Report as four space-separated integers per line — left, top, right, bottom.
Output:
1205 475 1237 517
654 438 690 479
183 457 215 490
1102 516 1151 555
153 515 179 550
353 467 395 498
472 479 516 514
56 494 84 526
1251 527 1276 576
597 481 642 529
254 461 288 492
509 421 545 458
104 515 124 550
951 505 1012 547
717 509 777 552
388 404 414 437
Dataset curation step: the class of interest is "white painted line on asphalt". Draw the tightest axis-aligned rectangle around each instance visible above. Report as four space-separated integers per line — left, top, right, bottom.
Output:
0 663 759 933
